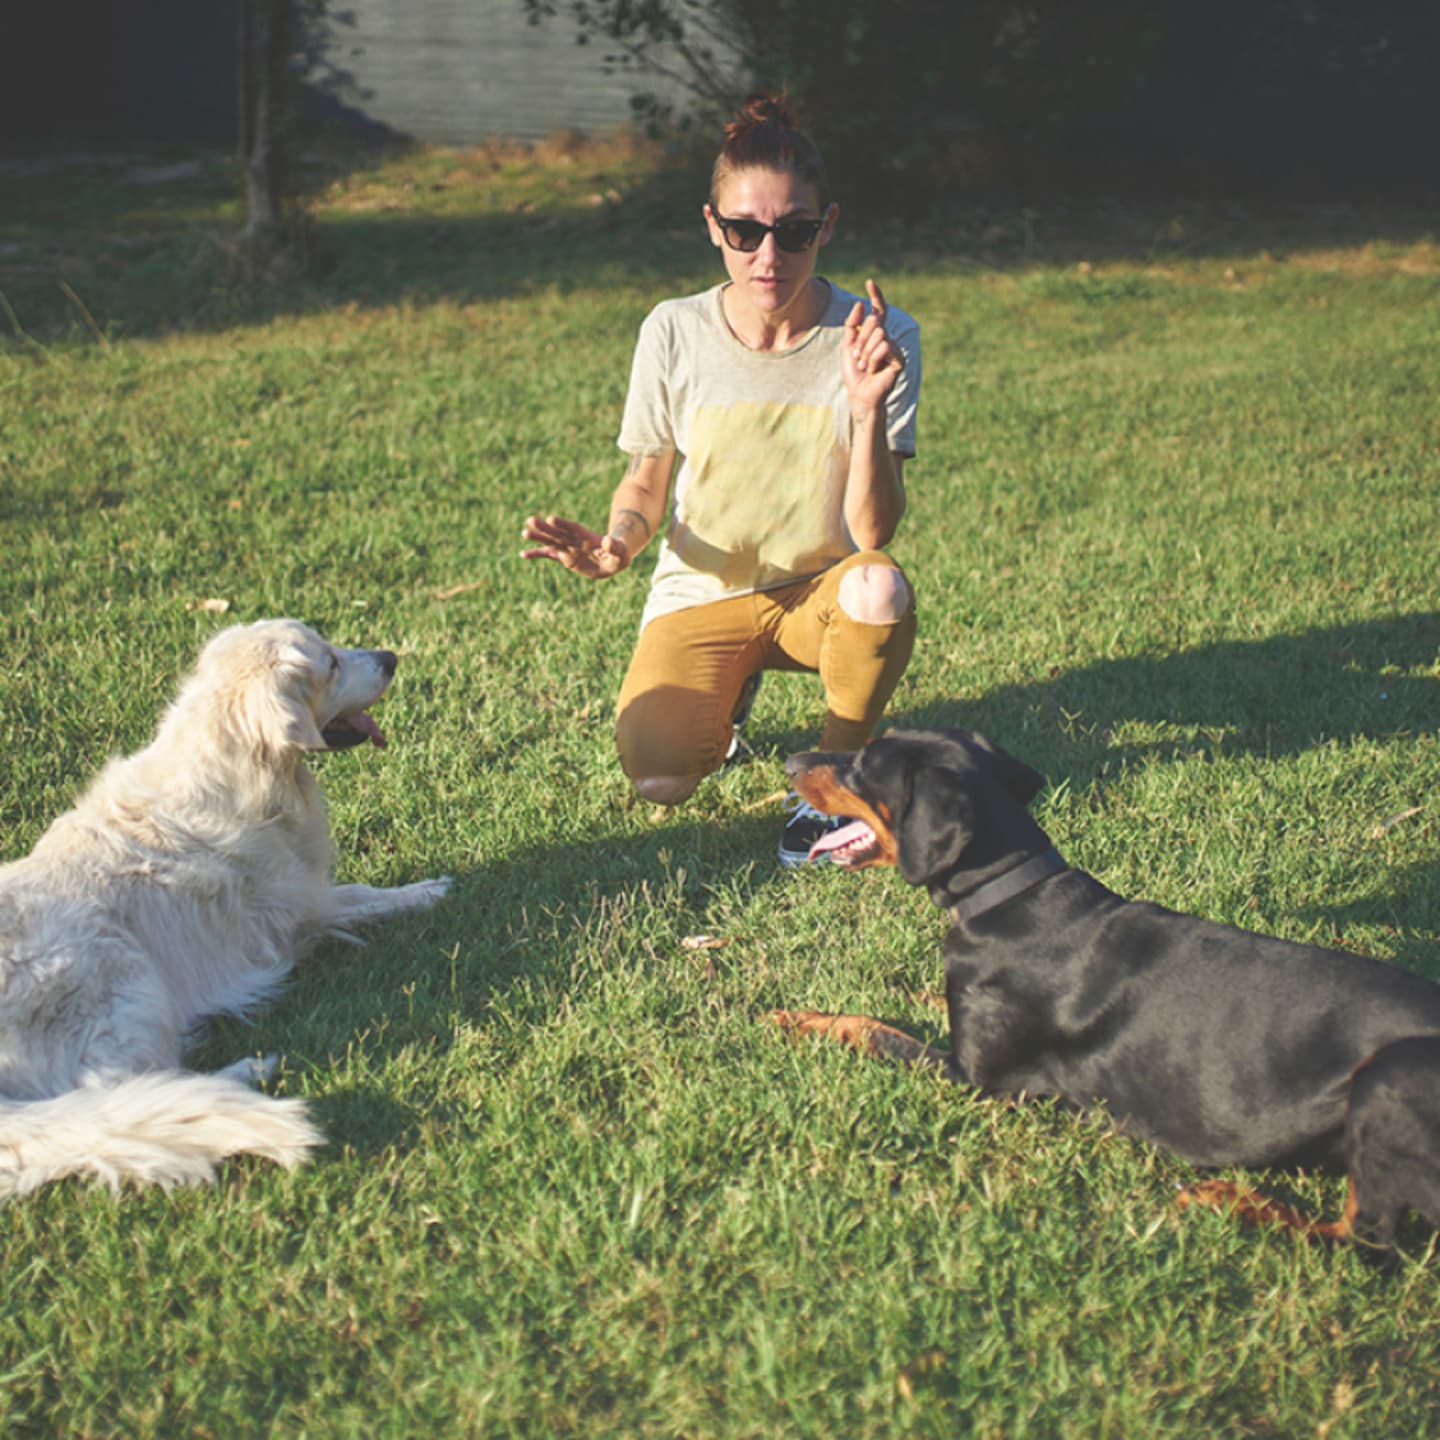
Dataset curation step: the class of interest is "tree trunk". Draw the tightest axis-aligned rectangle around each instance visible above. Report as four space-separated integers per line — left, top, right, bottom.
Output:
239 0 287 240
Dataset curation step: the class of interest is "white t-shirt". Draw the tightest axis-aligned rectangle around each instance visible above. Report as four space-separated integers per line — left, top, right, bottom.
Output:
617 279 921 629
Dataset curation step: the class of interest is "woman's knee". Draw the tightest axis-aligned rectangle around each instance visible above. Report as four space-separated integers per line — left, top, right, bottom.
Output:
837 563 912 626
616 694 724 802
632 774 701 806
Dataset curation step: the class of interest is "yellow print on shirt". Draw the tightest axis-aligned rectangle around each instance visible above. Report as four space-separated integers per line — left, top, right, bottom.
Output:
674 401 848 588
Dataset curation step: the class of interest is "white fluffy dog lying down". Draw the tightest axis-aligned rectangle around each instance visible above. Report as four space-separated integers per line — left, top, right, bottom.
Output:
0 619 451 1197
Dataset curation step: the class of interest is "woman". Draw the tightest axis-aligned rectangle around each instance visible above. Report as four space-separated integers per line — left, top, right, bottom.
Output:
522 93 921 867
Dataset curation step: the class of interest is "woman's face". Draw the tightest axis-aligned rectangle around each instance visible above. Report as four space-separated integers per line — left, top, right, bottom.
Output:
704 167 837 320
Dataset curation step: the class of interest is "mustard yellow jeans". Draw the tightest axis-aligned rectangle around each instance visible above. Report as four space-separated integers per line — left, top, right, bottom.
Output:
615 549 916 790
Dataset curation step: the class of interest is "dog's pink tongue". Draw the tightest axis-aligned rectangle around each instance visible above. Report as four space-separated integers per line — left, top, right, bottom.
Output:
349 712 387 748
808 819 875 863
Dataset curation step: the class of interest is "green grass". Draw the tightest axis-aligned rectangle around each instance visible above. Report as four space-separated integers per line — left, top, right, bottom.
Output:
3 143 1440 1436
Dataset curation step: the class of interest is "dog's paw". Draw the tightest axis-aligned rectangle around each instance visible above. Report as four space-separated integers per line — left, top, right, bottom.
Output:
373 877 454 913
761 1009 834 1037
406 876 453 908
1176 1179 1317 1234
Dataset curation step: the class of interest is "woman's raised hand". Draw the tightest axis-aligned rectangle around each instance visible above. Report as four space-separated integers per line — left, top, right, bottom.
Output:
521 514 630 580
841 278 903 416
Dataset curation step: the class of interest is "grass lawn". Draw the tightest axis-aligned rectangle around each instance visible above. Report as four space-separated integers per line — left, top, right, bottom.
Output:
2 140 1439 1436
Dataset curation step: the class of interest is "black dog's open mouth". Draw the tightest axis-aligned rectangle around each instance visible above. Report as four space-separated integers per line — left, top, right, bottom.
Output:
321 711 387 750
808 818 882 866
784 754 900 869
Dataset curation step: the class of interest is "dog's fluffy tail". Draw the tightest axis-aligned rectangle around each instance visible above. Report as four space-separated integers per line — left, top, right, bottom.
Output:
0 1072 321 1198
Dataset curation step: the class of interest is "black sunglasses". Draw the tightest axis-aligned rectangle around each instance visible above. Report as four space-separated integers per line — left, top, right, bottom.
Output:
711 210 828 254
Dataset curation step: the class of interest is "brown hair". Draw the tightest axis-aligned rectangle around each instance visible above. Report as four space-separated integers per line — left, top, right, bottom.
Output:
709 92 829 209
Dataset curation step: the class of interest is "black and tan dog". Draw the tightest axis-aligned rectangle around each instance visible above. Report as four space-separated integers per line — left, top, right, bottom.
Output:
770 728 1440 1246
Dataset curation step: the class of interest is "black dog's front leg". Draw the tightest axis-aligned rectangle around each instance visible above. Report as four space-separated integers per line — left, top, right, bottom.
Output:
765 1011 959 1076
943 947 1052 1094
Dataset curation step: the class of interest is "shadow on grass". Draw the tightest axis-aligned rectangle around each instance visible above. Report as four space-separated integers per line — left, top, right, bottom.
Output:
3 141 1438 343
1 143 712 342
891 610 1439 778
877 608 1439 967
1305 856 1440 980
197 796 787 1154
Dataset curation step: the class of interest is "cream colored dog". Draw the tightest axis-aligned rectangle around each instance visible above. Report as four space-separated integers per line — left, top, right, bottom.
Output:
0 619 451 1196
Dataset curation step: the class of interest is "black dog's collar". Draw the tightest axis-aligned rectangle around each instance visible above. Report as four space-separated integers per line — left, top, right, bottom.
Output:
947 847 1068 924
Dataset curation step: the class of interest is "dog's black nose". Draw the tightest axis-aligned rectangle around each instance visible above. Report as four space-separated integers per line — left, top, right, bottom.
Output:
377 650 398 677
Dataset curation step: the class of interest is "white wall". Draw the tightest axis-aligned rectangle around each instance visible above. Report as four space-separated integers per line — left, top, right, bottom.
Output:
307 0 735 144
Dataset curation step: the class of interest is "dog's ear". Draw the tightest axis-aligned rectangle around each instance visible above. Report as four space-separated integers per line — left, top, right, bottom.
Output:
964 731 1045 808
267 681 328 754
857 738 976 886
895 766 976 886
232 671 326 757
212 647 326 758
185 622 329 761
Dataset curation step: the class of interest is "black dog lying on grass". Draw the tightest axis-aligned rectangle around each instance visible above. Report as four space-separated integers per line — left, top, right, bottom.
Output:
768 728 1440 1248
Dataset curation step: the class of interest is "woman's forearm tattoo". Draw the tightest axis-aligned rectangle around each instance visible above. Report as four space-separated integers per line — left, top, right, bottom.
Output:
610 507 652 545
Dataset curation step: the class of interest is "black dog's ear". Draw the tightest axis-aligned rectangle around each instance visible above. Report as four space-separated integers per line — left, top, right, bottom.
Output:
965 731 1045 808
858 739 977 886
896 768 976 886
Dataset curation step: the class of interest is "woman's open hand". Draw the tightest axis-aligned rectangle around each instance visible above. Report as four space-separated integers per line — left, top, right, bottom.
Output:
841 278 903 418
521 514 630 580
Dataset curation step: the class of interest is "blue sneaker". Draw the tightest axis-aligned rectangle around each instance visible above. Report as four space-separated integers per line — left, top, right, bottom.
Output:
777 793 853 868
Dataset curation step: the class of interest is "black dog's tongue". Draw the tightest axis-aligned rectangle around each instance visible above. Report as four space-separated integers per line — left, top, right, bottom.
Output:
808 818 878 866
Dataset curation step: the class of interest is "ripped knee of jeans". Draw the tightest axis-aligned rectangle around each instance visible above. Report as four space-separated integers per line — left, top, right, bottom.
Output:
838 564 911 626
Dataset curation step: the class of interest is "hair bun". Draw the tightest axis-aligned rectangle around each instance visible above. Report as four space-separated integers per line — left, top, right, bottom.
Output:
744 91 794 129
725 90 796 143
711 89 828 207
